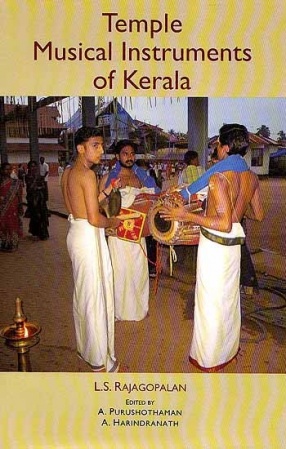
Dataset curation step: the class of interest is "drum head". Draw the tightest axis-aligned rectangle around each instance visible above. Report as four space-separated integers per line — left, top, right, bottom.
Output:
148 203 178 245
153 211 172 234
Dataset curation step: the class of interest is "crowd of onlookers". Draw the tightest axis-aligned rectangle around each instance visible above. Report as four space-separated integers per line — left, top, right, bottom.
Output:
95 159 185 189
0 158 50 252
0 152 212 253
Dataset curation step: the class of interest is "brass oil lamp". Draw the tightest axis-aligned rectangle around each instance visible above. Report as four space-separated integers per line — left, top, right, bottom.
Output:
0 298 41 371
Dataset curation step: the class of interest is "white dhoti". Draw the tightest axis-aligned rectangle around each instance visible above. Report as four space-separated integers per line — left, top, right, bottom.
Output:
189 223 245 372
108 237 149 321
67 215 117 372
108 186 150 321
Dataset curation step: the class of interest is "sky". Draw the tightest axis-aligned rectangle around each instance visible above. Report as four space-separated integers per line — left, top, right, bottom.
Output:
28 95 285 140
120 97 286 139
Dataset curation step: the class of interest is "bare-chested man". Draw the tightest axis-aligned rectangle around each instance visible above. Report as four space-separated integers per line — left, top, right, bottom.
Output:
61 126 120 372
99 140 160 321
160 124 264 372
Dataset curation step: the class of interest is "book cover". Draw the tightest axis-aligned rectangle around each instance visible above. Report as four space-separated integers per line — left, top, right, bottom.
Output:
0 1 285 448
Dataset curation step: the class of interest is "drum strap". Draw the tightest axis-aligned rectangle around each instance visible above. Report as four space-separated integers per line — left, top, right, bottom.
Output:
169 245 178 277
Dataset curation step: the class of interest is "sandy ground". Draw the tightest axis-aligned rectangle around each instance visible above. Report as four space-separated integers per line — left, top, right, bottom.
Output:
0 176 285 373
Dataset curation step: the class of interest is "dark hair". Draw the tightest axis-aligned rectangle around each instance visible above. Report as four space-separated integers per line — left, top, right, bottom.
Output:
74 126 103 149
183 150 199 165
1 162 11 171
211 147 218 159
136 159 150 169
113 139 137 155
28 160 38 169
219 124 249 156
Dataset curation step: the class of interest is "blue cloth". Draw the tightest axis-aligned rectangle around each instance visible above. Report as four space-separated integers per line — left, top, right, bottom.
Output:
180 155 249 199
105 161 161 193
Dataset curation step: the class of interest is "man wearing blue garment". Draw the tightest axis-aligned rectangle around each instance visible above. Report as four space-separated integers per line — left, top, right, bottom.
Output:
99 140 160 321
160 124 264 372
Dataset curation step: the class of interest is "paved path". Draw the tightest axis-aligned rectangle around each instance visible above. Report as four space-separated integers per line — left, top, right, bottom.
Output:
0 176 285 373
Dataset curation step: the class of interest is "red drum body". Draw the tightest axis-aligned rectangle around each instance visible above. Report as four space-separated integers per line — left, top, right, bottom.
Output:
148 194 201 246
130 193 161 237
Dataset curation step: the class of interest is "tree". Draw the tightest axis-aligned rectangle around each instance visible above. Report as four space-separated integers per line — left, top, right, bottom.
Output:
129 125 169 153
256 125 270 138
277 130 286 143
146 128 169 151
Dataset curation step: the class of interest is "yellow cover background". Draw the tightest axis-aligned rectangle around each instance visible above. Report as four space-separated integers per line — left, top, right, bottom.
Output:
0 0 285 96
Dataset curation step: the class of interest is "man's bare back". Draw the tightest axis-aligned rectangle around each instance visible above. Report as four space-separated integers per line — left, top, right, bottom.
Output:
159 123 265 373
62 166 95 218
160 169 264 232
206 170 264 226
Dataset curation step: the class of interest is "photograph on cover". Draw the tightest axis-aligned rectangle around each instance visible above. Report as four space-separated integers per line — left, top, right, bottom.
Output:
0 95 285 374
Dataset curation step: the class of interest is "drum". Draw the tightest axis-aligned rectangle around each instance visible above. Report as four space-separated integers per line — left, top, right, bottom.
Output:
148 193 201 245
130 193 161 237
104 193 160 238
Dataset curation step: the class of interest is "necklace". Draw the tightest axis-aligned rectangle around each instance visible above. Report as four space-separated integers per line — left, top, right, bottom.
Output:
74 159 89 170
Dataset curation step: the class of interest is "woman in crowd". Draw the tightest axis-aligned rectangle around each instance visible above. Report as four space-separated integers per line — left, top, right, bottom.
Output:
0 162 23 251
25 160 49 240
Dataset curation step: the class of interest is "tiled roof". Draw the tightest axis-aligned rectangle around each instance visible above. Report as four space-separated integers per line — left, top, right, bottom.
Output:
208 132 279 146
4 104 64 129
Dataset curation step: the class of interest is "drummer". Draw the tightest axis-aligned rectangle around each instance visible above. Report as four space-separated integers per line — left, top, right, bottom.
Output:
160 124 264 372
99 139 160 322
